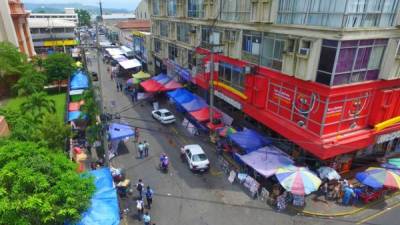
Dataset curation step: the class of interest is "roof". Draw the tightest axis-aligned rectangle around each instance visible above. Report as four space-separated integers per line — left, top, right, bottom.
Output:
157 109 171 114
28 18 76 28
116 20 150 30
103 14 135 20
185 144 204 155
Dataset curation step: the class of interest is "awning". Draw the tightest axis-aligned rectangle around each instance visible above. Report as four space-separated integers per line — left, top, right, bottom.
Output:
68 111 86 121
140 79 164 92
236 146 293 178
161 79 182 91
189 107 222 122
108 123 135 141
167 88 189 99
75 168 120 225
112 54 127 62
181 97 208 112
105 48 124 56
228 129 271 153
132 71 151 79
70 71 89 90
119 59 141 70
69 89 84 96
172 90 195 104
152 73 168 82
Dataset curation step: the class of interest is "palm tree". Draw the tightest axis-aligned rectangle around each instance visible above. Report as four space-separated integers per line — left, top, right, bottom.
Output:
12 67 46 96
20 92 56 120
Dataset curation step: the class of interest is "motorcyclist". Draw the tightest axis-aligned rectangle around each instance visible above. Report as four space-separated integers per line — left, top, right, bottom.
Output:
160 153 169 171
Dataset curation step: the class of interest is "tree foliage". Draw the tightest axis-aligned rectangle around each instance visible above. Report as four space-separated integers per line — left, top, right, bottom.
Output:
0 42 28 83
0 140 95 225
43 53 74 90
76 9 91 27
12 66 46 96
20 92 56 121
38 114 71 150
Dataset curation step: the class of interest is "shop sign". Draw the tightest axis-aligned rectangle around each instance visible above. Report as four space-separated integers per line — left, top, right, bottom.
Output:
215 90 242 110
376 130 400 144
273 88 291 104
326 105 343 117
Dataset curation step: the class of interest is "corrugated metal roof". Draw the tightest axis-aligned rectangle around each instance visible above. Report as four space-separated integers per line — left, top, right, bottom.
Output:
28 18 76 28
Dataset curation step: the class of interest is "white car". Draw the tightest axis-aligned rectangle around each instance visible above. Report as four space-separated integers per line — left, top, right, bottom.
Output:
183 144 210 172
152 109 176 124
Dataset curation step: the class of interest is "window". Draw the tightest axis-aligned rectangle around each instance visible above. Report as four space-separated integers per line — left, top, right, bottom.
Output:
160 21 168 37
168 44 178 61
277 0 399 28
316 39 387 86
220 0 251 22
177 23 190 43
30 28 39 34
167 0 177 16
188 0 204 18
154 39 161 53
152 0 160 15
201 26 211 45
188 50 196 69
242 31 261 55
218 63 245 91
260 33 285 71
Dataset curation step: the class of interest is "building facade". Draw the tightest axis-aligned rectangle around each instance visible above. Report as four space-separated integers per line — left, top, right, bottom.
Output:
0 0 35 58
29 8 78 24
28 18 77 54
135 0 150 19
149 0 400 171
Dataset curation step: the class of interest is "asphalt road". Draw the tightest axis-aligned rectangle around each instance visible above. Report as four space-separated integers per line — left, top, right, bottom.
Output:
87 49 396 225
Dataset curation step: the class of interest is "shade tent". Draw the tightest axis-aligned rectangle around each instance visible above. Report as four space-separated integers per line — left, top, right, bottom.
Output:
152 73 168 81
69 102 81 112
75 168 120 225
132 71 151 79
105 48 124 56
112 54 127 62
181 97 208 112
157 76 171 85
70 71 89 90
167 88 190 99
69 89 84 95
172 91 195 104
140 79 164 92
118 59 141 70
228 129 271 153
68 111 86 121
161 79 182 91
189 107 222 122
108 123 135 141
236 146 293 178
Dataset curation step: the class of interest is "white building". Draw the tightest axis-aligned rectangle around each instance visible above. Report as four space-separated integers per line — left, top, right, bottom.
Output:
29 8 78 24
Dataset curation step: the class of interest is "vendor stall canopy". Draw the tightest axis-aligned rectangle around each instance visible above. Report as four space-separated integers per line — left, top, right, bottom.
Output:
108 123 135 141
68 111 87 121
119 59 141 70
228 128 272 153
132 71 151 79
73 168 120 225
140 73 182 92
167 89 194 104
189 107 222 122
70 71 89 90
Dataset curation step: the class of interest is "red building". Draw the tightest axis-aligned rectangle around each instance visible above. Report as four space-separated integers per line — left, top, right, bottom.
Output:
195 49 400 172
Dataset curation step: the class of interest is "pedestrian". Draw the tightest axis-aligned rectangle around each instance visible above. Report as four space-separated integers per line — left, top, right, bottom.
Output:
136 198 144 221
342 185 355 205
145 186 153 209
116 81 120 92
136 179 144 199
119 82 123 92
143 211 151 225
144 140 149 157
138 142 144 159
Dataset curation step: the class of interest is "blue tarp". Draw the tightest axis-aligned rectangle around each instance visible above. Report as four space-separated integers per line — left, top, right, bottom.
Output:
76 168 120 225
167 88 187 99
152 73 168 82
228 129 271 153
68 111 86 121
181 97 208 112
70 71 89 90
108 123 135 141
168 89 195 104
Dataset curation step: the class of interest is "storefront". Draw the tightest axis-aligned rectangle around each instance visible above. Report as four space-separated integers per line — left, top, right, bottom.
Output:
164 59 192 83
34 39 78 55
194 48 400 166
132 31 150 73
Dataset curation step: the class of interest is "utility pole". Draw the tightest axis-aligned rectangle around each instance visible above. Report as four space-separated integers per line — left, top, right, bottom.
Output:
209 46 215 124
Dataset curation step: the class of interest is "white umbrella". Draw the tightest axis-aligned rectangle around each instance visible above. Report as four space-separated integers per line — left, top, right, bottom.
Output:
317 166 341 180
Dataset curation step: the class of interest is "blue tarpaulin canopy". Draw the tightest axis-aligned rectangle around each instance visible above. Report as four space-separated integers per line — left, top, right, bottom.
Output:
108 123 135 141
152 73 168 82
68 111 86 121
167 88 187 99
167 89 195 104
75 168 120 225
228 129 271 153
181 97 208 112
70 71 89 90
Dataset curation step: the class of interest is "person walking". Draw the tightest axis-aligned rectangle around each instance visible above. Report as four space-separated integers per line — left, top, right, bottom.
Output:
143 140 149 157
143 211 151 225
138 142 144 159
136 198 144 221
145 186 153 209
136 179 144 199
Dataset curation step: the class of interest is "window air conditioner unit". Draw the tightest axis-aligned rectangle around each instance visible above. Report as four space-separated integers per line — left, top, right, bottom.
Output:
298 48 310 56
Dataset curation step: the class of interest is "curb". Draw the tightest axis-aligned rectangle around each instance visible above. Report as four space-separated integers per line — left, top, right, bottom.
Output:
291 191 400 217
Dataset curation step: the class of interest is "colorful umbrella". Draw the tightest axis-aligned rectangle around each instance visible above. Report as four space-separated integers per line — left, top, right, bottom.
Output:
132 71 151 79
317 166 341 180
126 78 134 84
388 158 400 167
275 165 321 195
216 126 236 137
355 167 400 189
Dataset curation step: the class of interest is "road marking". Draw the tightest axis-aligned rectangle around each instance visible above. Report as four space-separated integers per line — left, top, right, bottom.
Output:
170 126 188 145
356 201 400 224
210 167 223 176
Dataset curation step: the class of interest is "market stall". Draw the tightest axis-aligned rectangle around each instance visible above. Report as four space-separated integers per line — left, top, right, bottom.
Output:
108 123 135 159
228 129 272 154
70 71 89 90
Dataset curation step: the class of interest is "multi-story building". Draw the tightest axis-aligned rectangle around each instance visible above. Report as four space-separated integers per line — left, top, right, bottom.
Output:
28 17 77 54
29 8 78 24
134 0 149 19
149 0 400 172
0 0 35 58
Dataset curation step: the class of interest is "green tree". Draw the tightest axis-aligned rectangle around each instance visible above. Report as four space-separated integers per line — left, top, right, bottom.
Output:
0 108 39 142
12 66 46 96
43 53 74 91
0 42 28 84
20 92 56 120
76 9 91 27
80 89 99 125
38 114 71 150
0 140 95 225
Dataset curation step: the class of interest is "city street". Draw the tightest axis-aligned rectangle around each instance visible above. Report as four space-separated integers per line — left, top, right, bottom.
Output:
89 50 398 225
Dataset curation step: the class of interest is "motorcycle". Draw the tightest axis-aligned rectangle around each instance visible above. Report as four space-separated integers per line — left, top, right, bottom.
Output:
159 154 169 173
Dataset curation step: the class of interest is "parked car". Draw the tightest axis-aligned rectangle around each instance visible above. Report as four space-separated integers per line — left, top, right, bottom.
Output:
183 144 210 172
151 109 176 124
91 72 98 81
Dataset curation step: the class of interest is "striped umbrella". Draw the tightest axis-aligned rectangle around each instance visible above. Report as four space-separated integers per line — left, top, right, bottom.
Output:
356 167 400 189
275 165 322 195
388 158 400 167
